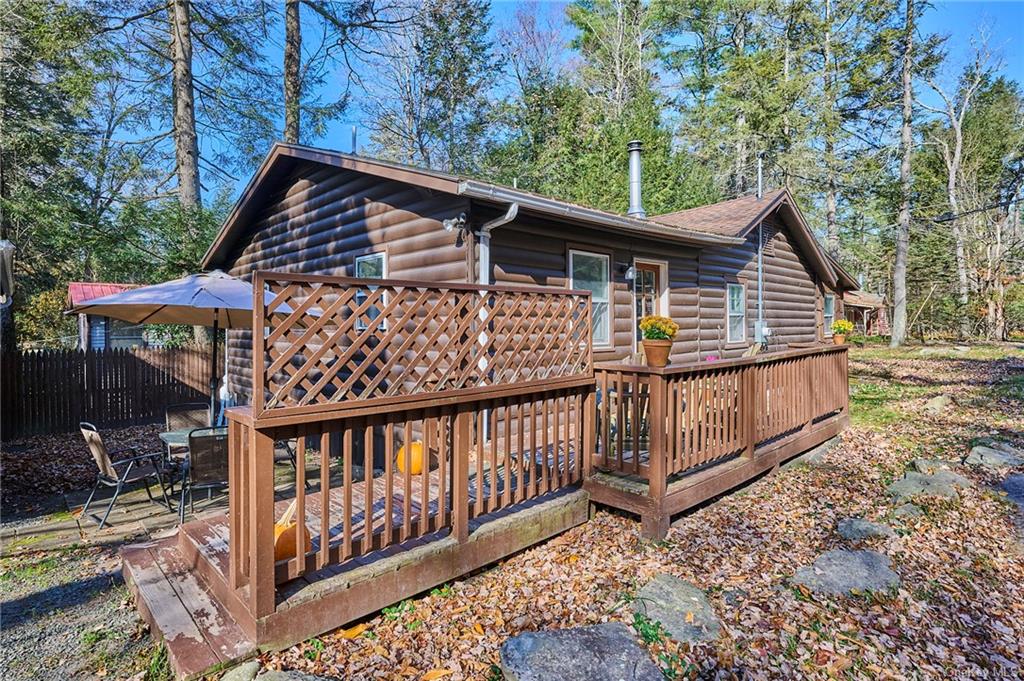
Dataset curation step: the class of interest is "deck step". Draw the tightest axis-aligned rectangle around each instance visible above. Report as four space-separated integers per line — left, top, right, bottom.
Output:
122 536 255 680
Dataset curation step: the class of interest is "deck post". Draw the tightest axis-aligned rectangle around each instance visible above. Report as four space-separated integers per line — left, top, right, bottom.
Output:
642 373 669 540
582 386 596 479
248 425 276 618
452 409 471 543
743 364 757 459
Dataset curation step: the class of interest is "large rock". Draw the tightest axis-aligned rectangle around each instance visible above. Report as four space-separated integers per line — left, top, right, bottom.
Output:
500 623 662 681
965 446 1024 469
633 573 721 643
792 550 900 596
911 459 956 475
256 672 333 681
887 470 972 501
891 503 924 519
1003 475 1024 509
923 395 952 415
221 661 260 681
837 518 894 541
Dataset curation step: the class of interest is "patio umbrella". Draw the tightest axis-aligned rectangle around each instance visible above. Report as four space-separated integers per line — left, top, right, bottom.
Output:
68 270 278 421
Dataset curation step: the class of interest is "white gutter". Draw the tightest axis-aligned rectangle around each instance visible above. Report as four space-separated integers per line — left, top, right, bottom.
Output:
458 180 741 248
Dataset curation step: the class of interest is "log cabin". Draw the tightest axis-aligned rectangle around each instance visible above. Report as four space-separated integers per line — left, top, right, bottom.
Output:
122 142 857 678
202 142 857 400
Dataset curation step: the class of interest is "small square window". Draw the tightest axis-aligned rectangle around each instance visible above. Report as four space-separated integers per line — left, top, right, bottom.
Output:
727 283 745 343
355 253 386 330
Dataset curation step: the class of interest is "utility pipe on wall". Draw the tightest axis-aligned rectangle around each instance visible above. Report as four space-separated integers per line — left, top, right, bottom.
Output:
756 153 766 345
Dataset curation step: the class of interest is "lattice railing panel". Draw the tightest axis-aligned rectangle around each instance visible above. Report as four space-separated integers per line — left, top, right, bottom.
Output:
253 273 592 417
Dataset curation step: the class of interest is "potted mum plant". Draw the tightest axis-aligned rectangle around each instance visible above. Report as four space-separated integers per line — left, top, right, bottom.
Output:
831 318 853 345
638 315 679 368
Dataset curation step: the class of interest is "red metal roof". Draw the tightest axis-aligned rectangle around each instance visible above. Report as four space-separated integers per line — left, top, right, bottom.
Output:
67 281 139 307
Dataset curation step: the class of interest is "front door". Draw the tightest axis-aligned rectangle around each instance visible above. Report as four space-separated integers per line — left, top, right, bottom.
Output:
634 262 662 347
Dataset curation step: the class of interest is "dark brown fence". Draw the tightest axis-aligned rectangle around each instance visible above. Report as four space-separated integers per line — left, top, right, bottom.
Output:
1 347 219 439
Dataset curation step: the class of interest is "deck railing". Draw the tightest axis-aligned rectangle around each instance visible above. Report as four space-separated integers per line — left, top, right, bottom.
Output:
228 275 595 618
593 346 849 481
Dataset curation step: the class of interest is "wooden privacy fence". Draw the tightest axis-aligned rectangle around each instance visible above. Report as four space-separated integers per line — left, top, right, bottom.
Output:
1 347 218 438
227 275 595 618
593 346 849 479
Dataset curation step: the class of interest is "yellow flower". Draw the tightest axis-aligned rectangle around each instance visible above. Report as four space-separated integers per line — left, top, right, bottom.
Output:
639 315 679 340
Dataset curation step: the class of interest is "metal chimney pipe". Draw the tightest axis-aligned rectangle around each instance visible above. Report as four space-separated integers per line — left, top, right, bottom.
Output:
626 140 645 218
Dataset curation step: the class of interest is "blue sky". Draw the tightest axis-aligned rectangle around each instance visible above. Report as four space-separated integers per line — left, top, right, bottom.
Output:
236 0 1024 193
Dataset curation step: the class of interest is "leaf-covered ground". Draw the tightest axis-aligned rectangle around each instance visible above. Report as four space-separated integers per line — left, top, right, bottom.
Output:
261 345 1024 680
1 424 163 515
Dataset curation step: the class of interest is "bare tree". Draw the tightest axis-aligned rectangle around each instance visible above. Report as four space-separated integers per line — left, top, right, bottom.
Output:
920 36 995 338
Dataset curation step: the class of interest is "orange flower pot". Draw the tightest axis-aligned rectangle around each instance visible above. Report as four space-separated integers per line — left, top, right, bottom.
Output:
642 339 673 368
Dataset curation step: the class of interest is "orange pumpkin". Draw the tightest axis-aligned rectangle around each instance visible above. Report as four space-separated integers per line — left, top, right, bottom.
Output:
397 440 426 475
273 500 312 562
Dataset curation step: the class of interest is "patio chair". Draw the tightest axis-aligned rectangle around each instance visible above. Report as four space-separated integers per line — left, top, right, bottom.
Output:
79 422 173 529
179 427 229 523
165 402 210 461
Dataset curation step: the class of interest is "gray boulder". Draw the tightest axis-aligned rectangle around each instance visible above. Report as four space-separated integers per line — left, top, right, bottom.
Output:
892 503 924 519
837 518 894 541
912 459 955 475
221 661 260 681
792 550 900 596
633 573 721 643
500 623 662 681
923 395 952 414
887 470 972 501
256 672 333 681
1002 474 1024 509
965 446 1024 469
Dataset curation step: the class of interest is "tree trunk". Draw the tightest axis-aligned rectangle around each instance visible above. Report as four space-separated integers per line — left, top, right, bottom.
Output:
284 0 301 143
948 189 970 339
890 0 913 348
822 0 839 255
169 0 201 209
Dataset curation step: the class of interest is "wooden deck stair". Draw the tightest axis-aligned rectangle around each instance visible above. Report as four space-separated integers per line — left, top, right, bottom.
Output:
122 535 256 680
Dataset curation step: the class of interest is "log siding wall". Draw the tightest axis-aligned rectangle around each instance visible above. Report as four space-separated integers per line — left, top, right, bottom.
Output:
489 214 835 363
217 162 842 398
222 162 469 400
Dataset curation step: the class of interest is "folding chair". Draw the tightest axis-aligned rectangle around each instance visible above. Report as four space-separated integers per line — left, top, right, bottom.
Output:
79 423 172 529
179 427 229 523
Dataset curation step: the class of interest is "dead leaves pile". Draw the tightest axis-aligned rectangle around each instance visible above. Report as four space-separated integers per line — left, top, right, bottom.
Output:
1 424 163 512
261 349 1023 680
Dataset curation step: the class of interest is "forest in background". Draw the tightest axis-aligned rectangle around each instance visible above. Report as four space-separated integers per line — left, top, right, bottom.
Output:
2 0 1022 350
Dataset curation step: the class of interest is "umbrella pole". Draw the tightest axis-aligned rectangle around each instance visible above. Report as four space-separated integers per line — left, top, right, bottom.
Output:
210 311 219 425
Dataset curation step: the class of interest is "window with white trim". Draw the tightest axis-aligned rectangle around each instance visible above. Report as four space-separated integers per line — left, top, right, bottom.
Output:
727 283 746 343
569 250 610 346
823 294 835 336
355 252 386 330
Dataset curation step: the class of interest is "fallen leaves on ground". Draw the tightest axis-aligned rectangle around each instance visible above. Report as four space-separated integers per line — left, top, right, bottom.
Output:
261 347 1024 680
1 424 163 513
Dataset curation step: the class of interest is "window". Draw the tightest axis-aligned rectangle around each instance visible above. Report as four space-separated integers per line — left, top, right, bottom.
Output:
355 252 386 330
823 294 835 336
569 250 610 346
727 283 746 343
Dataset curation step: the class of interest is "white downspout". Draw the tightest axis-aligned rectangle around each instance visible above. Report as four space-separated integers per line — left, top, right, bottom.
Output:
477 203 519 377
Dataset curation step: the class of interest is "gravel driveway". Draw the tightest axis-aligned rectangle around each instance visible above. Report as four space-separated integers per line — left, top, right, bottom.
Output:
0 545 162 680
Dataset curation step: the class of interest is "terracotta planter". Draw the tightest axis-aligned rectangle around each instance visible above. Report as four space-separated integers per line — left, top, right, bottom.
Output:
642 339 673 367
833 334 846 345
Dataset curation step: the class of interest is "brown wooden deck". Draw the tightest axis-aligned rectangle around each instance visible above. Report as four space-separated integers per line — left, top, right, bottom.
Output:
120 274 850 680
